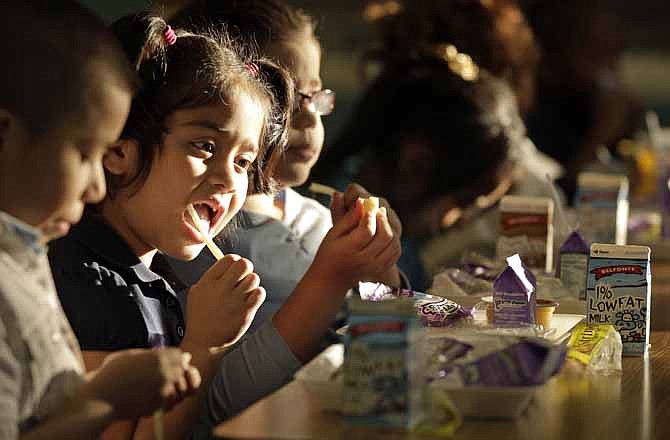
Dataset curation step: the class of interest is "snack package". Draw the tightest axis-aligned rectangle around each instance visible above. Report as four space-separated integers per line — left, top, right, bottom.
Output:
586 243 651 356
496 195 554 273
492 255 537 326
575 172 629 245
429 334 566 387
342 297 425 428
358 283 472 327
557 231 590 300
566 323 622 374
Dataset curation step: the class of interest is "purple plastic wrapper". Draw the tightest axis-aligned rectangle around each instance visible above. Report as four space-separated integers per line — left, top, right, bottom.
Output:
441 338 567 386
415 296 471 327
492 255 537 326
358 282 472 327
426 338 474 381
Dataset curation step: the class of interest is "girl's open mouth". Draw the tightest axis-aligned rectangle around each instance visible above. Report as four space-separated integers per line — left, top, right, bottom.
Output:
184 199 226 241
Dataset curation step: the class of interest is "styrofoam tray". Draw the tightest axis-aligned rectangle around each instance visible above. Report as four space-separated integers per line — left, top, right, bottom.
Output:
431 384 539 419
295 344 343 411
547 313 585 343
426 312 584 343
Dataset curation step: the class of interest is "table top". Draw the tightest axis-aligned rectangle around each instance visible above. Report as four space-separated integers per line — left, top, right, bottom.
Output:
215 262 670 440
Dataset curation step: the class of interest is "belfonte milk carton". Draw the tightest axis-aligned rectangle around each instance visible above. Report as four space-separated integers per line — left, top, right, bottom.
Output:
586 243 651 356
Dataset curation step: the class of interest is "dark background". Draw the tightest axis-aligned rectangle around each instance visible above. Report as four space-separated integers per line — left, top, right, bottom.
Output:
81 0 670 144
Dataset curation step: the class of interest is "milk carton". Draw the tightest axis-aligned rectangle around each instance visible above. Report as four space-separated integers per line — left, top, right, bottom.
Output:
575 172 629 245
342 297 425 428
497 195 554 273
586 243 651 356
557 231 590 300
492 254 537 326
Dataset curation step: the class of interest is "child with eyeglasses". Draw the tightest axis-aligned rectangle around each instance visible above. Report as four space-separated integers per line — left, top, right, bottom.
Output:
167 0 406 332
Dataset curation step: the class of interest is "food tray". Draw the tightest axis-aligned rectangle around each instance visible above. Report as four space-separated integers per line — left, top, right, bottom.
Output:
431 384 539 419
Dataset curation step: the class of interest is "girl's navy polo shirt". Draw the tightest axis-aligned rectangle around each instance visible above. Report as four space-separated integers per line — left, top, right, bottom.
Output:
48 212 186 350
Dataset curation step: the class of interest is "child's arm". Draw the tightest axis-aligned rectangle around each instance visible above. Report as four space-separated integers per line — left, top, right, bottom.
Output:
0 334 116 440
3 347 198 440
80 349 212 440
18 399 117 440
0 319 116 439
178 198 400 423
274 194 401 362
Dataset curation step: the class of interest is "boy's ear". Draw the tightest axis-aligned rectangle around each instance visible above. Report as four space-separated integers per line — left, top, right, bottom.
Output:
103 139 139 176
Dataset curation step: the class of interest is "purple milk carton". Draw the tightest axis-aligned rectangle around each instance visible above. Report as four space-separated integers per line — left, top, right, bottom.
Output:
557 231 590 300
493 254 537 326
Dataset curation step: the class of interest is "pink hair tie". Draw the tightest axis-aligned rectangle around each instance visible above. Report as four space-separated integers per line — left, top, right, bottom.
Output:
245 62 260 77
164 25 177 46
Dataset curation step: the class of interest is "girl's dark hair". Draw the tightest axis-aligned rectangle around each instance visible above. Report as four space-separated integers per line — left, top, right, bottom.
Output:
0 0 138 136
108 10 294 197
172 0 316 52
316 49 525 207
364 0 539 115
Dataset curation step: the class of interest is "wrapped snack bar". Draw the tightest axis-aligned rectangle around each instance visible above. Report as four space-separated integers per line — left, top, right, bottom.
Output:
492 255 537 326
358 282 472 327
566 323 622 374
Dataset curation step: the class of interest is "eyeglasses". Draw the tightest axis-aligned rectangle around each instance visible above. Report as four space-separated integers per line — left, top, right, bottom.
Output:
295 89 335 115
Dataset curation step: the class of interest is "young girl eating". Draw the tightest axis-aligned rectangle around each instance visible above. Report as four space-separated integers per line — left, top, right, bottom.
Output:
169 0 406 334
0 1 199 438
48 9 399 438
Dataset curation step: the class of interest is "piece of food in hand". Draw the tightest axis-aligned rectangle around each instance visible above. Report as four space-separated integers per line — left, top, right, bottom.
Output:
360 196 379 215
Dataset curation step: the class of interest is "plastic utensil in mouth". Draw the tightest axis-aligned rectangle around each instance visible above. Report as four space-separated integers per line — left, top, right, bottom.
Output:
187 204 224 260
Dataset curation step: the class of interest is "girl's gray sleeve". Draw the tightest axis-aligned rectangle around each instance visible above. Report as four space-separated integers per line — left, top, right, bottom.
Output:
192 320 301 438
